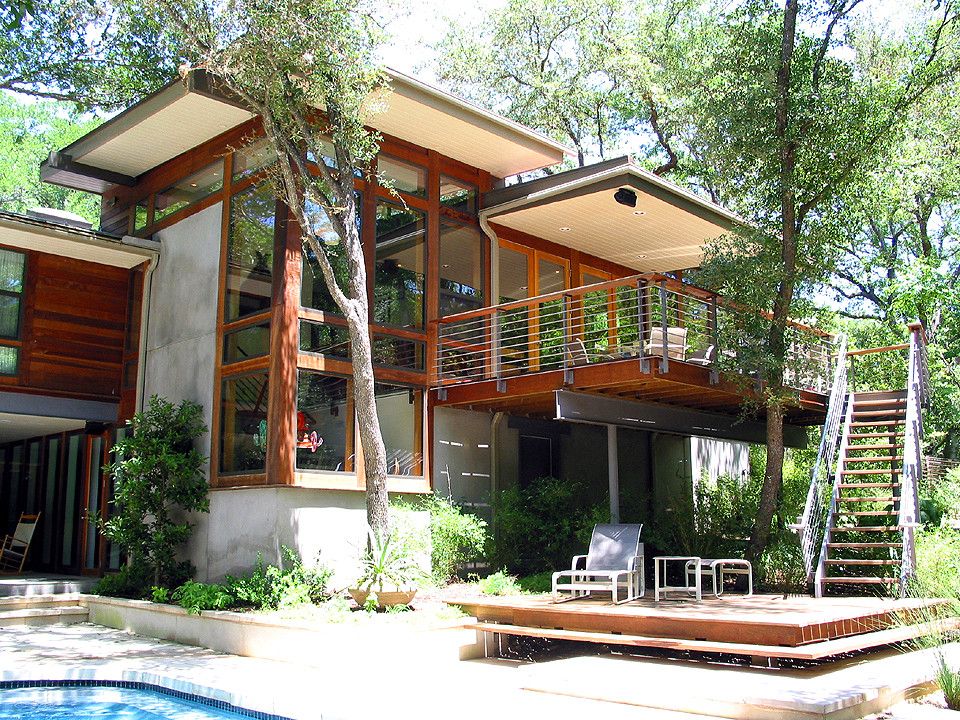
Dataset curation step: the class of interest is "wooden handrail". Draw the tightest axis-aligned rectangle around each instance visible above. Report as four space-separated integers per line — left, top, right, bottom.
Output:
846 344 909 357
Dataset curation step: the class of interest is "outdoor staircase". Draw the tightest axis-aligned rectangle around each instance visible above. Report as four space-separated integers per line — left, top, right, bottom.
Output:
821 390 907 592
794 323 929 598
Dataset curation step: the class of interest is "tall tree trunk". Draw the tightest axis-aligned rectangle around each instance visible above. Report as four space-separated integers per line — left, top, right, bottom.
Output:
747 0 799 562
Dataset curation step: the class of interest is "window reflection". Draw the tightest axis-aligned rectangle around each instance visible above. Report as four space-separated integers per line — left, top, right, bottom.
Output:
374 201 425 329
220 372 269 474
225 183 275 321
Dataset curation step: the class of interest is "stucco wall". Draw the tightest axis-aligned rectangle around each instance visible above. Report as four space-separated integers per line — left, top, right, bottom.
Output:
690 436 751 484
432 407 493 512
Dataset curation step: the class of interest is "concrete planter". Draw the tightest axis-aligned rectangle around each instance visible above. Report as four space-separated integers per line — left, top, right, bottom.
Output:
82 594 482 670
347 588 417 609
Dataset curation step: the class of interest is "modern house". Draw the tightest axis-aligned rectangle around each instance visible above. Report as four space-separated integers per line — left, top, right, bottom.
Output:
1 70 838 581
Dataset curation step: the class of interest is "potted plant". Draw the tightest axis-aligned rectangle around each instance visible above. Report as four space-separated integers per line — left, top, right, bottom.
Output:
349 528 421 610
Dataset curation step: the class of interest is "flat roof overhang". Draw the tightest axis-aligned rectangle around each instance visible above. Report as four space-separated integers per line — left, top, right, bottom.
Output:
482 157 743 273
555 390 808 448
43 70 572 193
0 212 159 269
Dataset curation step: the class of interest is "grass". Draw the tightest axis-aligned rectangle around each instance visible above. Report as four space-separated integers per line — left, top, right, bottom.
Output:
936 653 960 711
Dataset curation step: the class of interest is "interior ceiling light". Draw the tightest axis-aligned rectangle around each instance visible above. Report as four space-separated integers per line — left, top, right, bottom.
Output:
637 254 647 259
442 264 450 268
558 226 571 232
614 188 637 207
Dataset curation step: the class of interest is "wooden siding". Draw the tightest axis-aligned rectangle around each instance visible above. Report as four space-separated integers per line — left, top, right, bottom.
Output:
20 252 131 402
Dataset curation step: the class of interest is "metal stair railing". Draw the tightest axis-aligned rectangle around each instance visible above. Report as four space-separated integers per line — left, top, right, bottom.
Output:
813 393 854 598
791 333 848 584
899 323 929 595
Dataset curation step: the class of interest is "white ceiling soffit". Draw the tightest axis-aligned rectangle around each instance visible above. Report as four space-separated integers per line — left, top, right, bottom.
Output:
485 169 740 273
0 413 84 444
368 71 571 178
73 89 255 178
0 217 158 269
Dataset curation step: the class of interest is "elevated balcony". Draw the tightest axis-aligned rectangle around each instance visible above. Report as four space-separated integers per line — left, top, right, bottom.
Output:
433 273 834 435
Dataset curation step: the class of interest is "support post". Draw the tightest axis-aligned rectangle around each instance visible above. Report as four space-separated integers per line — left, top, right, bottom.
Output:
607 424 620 523
659 281 670 373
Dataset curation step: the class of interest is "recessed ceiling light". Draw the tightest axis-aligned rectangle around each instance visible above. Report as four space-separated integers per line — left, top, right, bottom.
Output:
441 264 450 269
519 285 528 290
190 183 198 187
633 210 646 216
559 227 571 232
637 254 647 259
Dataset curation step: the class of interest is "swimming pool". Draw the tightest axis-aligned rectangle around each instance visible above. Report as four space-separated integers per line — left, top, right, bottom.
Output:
0 684 291 720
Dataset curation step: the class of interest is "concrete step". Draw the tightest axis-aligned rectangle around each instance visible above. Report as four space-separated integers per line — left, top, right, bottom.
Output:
0 575 97 598
0 605 88 627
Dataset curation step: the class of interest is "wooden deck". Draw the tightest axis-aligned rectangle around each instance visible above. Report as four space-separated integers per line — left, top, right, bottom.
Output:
451 593 954 661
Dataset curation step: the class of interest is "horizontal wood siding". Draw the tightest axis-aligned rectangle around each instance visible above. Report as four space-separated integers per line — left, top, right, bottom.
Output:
22 253 131 400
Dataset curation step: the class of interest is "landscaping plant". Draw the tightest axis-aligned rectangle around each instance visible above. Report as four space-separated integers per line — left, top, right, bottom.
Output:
172 581 234 615
226 546 332 611
356 528 423 593
100 396 208 589
478 570 523 596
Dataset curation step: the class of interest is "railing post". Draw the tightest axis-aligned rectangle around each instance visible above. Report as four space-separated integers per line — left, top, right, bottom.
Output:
562 293 573 385
638 278 650 373
708 295 719 385
436 321 447 401
494 308 505 393
659 281 670 373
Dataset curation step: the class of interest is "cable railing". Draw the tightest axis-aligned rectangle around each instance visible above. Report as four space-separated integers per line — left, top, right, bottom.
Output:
791 332 848 583
434 272 835 395
899 322 929 594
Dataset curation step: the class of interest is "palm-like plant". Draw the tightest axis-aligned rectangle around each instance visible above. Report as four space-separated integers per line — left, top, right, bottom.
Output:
357 528 421 592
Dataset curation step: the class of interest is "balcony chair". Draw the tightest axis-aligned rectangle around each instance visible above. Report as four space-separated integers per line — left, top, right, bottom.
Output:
686 344 717 366
552 523 644 604
644 326 687 361
0 512 40 574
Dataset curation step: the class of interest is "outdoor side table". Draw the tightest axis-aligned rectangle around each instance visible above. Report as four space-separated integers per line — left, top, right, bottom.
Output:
685 558 754 597
654 555 702 603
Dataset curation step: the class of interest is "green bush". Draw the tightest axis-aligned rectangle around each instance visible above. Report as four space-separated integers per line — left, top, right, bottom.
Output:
755 539 806 594
478 570 523 596
226 546 332 611
172 581 234 615
491 476 607 574
911 527 960 603
101 396 208 588
92 563 154 599
937 653 960 710
517 571 553 594
395 494 489 584
924 468 960 527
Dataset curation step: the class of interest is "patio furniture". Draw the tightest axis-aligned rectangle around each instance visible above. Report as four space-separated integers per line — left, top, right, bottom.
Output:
564 339 591 366
552 523 644 604
685 558 754 597
654 555 702 603
644 326 687 361
0 512 40 574
687 344 717 366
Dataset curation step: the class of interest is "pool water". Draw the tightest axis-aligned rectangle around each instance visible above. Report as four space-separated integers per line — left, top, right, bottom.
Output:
0 686 263 720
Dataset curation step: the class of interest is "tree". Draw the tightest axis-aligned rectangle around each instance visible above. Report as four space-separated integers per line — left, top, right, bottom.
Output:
103 396 209 587
687 1 960 560
433 0 694 170
145 0 393 535
0 95 100 222
0 0 180 110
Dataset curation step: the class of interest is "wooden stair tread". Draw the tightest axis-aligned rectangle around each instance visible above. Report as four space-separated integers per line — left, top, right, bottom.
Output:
837 483 900 489
845 444 903 451
844 456 902 463
836 511 897 517
850 420 906 427
853 399 907 408
853 410 906 419
473 619 959 661
823 576 899 584
841 469 901 475
837 496 897 502
848 432 903 439
831 526 899 532
829 542 902 548
825 559 901 566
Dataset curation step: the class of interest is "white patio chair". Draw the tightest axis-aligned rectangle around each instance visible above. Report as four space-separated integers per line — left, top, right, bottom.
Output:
0 512 40 574
552 523 644 604
644 326 687 361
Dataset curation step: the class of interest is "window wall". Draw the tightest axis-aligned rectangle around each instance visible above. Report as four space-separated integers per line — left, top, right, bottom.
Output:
0 248 26 375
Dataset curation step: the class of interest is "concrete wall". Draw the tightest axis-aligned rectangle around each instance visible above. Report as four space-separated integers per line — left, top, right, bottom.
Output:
433 407 493 520
690 436 751 484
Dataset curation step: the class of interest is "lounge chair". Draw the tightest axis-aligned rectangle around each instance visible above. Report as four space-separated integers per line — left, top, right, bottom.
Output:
644 326 687 361
0 512 40 574
687 344 716 366
552 523 644 604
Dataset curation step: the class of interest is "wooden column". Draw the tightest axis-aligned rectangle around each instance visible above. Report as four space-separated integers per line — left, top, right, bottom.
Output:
265 206 302 487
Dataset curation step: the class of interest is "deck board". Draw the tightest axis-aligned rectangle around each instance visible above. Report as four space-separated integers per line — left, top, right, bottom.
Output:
450 593 946 648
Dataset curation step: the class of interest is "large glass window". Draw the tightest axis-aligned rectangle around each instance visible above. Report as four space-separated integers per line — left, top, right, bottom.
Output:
233 139 276 181
439 221 484 317
296 372 351 473
373 335 425 371
374 201 425 329
376 383 423 477
223 322 271 364
154 160 224 222
440 176 477 215
219 372 269 474
0 249 24 375
378 155 427 198
300 321 350 358
300 196 358 313
225 183 276 321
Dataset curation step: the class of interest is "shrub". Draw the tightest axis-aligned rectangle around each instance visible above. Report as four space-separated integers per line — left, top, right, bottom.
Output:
755 539 806 594
491 476 607 574
924 468 960 527
395 494 489 584
911 527 960 603
172 581 234 615
227 546 332 611
92 563 154 599
101 396 208 588
937 653 960 710
478 570 523 596
357 529 423 592
517 571 553 594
